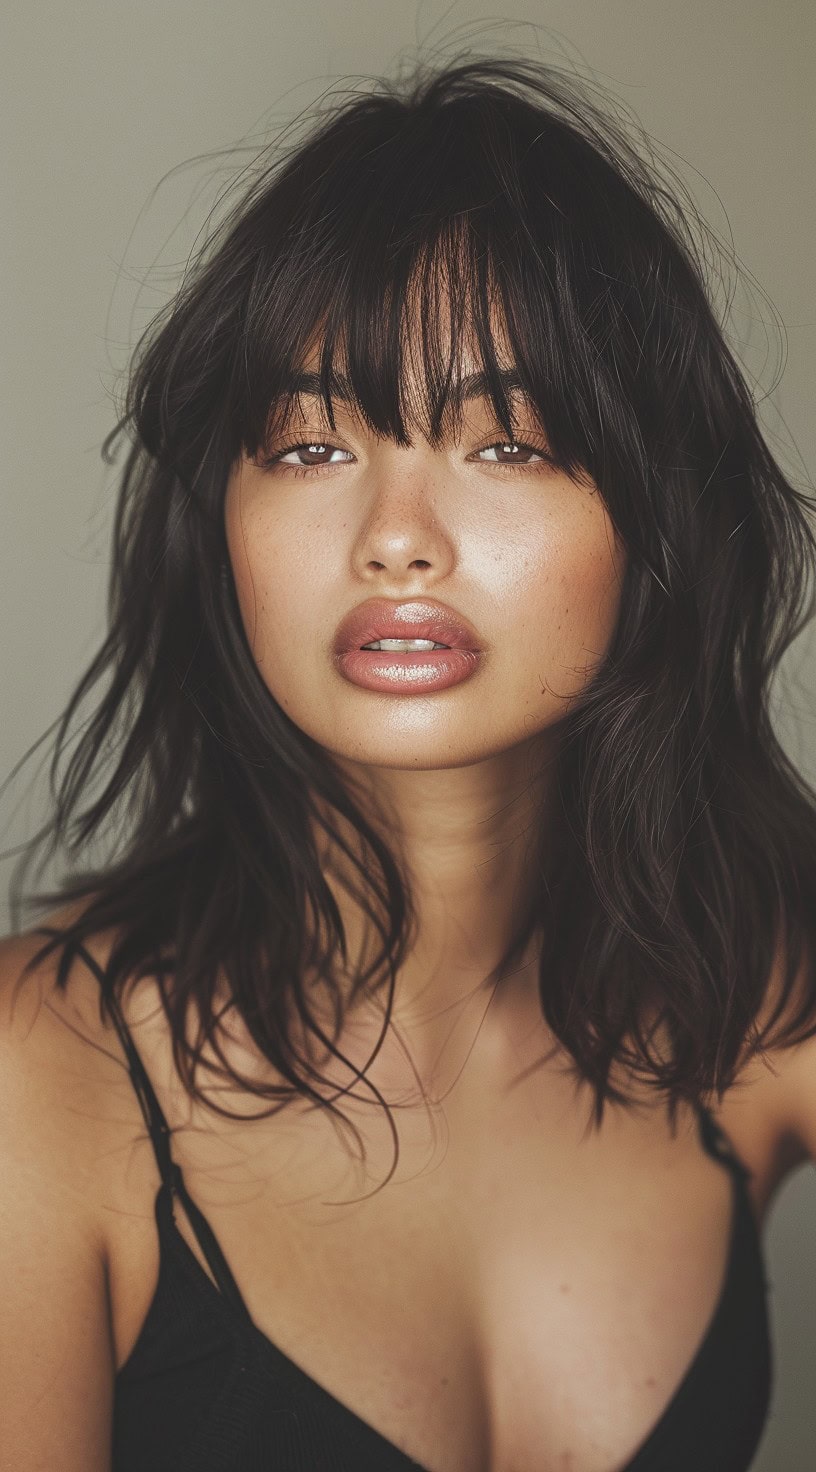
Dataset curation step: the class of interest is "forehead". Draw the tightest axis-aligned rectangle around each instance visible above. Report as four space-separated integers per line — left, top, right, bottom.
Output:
282 366 531 410
288 279 528 409
262 279 543 447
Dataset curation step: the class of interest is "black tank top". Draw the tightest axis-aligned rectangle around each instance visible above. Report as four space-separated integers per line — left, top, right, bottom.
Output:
46 934 773 1471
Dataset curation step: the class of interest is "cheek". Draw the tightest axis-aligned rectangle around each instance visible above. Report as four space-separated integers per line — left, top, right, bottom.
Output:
521 512 624 684
225 495 273 663
232 547 291 665
562 528 622 634
227 510 331 680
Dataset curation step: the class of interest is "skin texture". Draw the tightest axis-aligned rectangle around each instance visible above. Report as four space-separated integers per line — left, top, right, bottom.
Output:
224 332 627 1089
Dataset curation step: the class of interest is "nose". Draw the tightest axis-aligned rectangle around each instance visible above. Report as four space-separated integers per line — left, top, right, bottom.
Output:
352 457 456 582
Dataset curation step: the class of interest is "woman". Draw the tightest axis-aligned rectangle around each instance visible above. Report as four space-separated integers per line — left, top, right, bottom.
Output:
2 51 816 1472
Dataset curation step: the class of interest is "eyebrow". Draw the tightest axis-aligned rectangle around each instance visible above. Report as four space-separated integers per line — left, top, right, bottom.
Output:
282 367 528 406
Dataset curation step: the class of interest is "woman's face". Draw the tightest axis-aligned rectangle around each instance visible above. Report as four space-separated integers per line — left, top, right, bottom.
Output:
223 344 626 775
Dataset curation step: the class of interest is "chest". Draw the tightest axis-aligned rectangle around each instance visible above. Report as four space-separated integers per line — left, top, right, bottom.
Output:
107 1059 751 1472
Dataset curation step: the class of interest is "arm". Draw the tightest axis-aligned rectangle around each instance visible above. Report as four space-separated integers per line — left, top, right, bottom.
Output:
0 933 115 1471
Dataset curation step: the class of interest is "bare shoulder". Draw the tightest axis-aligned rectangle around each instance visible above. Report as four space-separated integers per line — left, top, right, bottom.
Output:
711 929 816 1210
0 902 129 1224
747 931 816 1161
0 904 127 1469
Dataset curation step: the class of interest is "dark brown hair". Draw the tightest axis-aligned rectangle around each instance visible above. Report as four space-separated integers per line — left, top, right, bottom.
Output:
8 50 816 1186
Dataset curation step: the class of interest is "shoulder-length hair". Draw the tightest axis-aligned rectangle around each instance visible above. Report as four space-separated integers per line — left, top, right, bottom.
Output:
10 54 816 1173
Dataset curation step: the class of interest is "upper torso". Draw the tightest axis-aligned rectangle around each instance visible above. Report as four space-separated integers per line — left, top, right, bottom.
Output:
11 922 810 1472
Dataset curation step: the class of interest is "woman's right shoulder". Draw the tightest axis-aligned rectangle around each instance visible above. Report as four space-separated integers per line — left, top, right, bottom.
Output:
0 899 131 1193
0 903 124 1469
0 897 119 1054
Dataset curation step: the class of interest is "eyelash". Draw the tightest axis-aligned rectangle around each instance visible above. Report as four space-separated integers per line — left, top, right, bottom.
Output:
264 438 555 479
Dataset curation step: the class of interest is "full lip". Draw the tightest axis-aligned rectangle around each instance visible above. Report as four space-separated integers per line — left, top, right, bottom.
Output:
333 598 483 655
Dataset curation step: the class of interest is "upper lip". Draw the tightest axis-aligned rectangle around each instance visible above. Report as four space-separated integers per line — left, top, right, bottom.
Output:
333 598 482 654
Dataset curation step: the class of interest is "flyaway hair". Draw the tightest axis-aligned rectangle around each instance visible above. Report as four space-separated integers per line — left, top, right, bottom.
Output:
8 52 816 1186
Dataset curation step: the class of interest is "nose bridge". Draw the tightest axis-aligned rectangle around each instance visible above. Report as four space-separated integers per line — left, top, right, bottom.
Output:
363 438 446 517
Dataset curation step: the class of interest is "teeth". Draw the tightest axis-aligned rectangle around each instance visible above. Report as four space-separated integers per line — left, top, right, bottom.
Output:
361 638 450 651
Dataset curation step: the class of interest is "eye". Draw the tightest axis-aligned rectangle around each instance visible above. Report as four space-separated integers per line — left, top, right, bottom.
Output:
262 436 555 477
269 442 353 473
473 440 553 467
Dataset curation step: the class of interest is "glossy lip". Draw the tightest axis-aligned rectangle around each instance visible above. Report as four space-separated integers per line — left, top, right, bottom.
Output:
335 646 482 695
333 598 482 656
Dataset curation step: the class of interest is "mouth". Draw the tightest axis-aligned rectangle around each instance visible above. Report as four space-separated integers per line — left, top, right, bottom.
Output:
335 641 482 695
333 599 482 657
359 637 451 652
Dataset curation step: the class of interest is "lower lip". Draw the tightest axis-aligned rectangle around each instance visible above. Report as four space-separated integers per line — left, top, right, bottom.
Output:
336 648 482 693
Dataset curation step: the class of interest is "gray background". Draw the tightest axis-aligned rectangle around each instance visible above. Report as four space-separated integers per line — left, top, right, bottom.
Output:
2 1 814 1464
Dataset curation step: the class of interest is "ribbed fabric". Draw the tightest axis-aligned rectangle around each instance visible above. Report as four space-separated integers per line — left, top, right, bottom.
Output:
38 931 773 1470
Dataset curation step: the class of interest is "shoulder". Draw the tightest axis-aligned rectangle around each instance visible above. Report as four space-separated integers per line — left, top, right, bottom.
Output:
712 926 816 1195
750 931 816 1163
0 902 132 1230
0 897 118 1052
0 906 129 1466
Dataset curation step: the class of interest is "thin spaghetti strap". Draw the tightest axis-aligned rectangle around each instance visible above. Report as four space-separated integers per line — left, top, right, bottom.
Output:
694 1098 753 1184
31 926 252 1320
